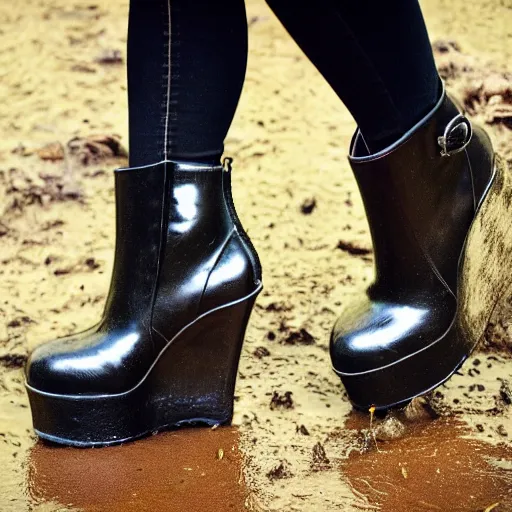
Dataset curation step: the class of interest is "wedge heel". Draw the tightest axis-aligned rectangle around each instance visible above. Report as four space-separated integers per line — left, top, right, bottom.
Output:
459 155 512 349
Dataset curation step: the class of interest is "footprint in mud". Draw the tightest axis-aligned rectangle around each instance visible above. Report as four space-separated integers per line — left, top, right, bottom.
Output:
27 427 248 512
341 413 512 512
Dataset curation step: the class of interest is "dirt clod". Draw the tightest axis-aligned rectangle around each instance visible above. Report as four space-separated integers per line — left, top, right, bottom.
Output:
266 460 293 481
95 49 123 64
2 167 83 212
0 222 9 237
374 416 407 442
311 442 331 471
497 424 508 437
0 354 27 369
36 142 65 161
403 397 437 422
296 424 310 436
281 328 315 346
264 301 293 313
499 380 512 405
423 391 452 417
7 316 32 328
85 257 100 270
270 391 294 410
300 197 317 215
461 73 512 126
253 346 270 359
335 240 372 256
67 134 127 164
432 39 462 53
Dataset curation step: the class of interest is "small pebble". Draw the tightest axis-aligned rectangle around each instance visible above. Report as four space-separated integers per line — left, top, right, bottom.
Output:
404 397 432 421
374 416 406 441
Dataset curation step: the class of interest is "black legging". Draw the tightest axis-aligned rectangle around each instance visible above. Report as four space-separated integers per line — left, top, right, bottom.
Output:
127 0 441 167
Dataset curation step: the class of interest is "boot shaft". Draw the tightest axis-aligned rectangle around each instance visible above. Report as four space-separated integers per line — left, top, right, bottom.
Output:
349 89 494 297
104 160 261 346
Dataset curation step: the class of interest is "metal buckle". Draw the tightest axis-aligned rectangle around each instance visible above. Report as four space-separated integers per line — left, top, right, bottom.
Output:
437 114 473 157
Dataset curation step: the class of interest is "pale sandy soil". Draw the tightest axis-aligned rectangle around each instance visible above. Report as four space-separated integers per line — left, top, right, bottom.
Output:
0 1 511 511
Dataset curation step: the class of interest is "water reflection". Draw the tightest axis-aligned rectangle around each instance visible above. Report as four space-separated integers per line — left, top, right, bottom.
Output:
28 427 248 512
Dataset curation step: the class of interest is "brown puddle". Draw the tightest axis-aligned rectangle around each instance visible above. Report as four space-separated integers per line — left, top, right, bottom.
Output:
342 413 512 511
27 427 248 512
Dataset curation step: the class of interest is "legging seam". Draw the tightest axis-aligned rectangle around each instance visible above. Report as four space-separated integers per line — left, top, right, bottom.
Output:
163 0 172 160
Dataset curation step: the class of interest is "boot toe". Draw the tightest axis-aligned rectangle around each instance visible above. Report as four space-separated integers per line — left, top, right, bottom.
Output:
25 329 147 395
330 297 452 374
26 338 83 395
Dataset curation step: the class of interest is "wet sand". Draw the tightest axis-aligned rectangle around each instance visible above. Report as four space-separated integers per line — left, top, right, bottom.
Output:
0 0 511 510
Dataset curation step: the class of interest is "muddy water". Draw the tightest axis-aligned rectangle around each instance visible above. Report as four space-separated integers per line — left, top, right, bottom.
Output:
342 412 512 512
28 428 247 512
1 369 249 512
3 365 511 511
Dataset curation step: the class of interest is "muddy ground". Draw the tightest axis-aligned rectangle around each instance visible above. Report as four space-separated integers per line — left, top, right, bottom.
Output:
0 0 511 510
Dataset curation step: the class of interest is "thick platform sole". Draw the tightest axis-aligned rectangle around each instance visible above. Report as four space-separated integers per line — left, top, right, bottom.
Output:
336 156 512 410
26 285 262 447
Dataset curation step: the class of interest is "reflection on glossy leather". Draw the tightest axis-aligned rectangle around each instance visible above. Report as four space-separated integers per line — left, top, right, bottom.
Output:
28 427 248 512
348 305 428 352
206 251 248 289
171 183 199 233
52 332 140 373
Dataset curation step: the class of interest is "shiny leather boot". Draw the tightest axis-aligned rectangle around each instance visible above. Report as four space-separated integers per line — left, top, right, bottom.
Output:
330 84 512 410
25 159 262 446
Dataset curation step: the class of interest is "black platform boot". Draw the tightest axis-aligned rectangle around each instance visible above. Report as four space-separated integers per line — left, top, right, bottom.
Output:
25 159 262 446
330 84 512 410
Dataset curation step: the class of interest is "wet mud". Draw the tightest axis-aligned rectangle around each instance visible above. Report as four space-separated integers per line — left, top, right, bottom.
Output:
342 412 512 512
1 0 511 510
28 427 247 512
1 368 248 512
